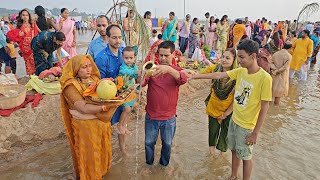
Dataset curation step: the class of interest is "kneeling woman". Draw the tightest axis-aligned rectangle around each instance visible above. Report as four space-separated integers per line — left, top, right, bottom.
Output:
200 48 238 155
59 55 134 179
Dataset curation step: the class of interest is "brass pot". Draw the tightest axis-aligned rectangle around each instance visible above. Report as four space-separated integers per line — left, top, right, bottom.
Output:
142 61 157 76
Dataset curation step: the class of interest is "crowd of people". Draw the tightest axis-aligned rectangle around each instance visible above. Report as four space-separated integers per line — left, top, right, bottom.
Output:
1 6 319 180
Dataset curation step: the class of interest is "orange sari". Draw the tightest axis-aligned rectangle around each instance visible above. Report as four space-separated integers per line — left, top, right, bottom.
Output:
60 55 134 179
232 24 246 47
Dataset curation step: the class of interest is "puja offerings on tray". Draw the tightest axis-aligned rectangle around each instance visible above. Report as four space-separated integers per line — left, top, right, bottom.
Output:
178 60 207 70
85 75 137 103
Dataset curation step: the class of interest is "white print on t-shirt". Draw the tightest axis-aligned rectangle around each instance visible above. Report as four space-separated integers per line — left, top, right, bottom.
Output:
235 78 253 108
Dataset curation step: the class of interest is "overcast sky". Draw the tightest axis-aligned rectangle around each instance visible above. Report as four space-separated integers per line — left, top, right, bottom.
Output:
2 0 319 22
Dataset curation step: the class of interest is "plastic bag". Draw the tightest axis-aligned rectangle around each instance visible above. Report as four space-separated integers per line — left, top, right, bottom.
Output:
191 47 204 62
52 48 69 62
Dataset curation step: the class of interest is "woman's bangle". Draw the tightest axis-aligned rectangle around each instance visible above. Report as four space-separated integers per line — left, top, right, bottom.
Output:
101 105 108 111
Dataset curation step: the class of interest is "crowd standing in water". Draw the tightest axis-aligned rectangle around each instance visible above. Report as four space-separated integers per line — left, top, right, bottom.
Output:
1 6 320 180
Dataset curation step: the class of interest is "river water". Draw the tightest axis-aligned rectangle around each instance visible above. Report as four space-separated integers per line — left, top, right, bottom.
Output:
0 32 319 180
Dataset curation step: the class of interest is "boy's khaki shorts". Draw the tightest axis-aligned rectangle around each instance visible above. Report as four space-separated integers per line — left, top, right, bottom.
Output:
227 120 253 160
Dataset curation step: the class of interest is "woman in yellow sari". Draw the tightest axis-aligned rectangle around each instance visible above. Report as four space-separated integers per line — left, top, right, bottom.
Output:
60 54 134 180
216 15 229 56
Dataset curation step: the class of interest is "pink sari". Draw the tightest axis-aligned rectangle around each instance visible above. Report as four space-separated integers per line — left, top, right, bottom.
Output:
59 18 77 64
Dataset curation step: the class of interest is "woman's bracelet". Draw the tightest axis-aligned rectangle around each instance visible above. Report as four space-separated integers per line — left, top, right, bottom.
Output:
101 105 108 111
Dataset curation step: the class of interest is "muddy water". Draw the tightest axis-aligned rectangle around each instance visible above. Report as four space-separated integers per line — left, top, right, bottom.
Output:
1 32 320 179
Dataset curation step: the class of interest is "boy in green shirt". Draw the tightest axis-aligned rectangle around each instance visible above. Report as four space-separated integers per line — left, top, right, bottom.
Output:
192 40 272 180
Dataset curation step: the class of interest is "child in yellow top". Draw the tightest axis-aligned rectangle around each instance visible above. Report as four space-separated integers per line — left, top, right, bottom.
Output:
6 38 17 74
192 40 272 180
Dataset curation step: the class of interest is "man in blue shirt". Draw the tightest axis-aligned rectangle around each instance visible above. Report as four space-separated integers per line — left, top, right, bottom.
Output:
95 24 127 153
88 15 125 59
88 15 109 59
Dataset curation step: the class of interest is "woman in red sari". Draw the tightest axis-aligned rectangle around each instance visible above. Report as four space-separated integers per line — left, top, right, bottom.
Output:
7 9 39 75
144 37 181 65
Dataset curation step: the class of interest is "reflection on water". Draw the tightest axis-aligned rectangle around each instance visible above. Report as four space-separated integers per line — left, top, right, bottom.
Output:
1 33 320 180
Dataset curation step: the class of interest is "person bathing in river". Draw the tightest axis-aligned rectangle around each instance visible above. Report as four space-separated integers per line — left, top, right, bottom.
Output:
191 40 272 180
270 43 292 105
200 48 238 156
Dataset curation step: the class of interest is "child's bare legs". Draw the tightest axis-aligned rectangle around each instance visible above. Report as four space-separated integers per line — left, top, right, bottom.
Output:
274 97 281 105
243 159 253 180
230 150 241 179
118 106 132 134
118 134 128 156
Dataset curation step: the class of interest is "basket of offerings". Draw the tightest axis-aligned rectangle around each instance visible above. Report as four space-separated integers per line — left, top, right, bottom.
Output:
84 75 138 103
0 84 27 109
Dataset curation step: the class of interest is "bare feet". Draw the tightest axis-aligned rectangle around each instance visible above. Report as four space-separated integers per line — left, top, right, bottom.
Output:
113 123 121 134
219 151 226 158
121 148 129 157
209 147 220 157
124 125 132 136
228 176 238 180
164 166 175 176
141 167 152 176
67 169 78 180
209 147 216 155
117 124 126 134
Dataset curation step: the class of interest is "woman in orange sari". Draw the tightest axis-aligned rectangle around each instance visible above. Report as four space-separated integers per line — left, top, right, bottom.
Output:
144 38 181 65
60 54 134 180
7 9 39 75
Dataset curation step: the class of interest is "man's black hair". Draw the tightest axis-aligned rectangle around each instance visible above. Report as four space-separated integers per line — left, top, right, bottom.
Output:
55 32 66 41
303 29 310 37
97 15 110 24
106 24 121 37
237 39 259 55
283 43 292 50
158 41 175 53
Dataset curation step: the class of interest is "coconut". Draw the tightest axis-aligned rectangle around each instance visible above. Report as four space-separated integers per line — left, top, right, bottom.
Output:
96 79 117 100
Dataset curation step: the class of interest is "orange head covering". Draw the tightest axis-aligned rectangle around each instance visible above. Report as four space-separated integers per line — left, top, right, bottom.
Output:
59 54 100 90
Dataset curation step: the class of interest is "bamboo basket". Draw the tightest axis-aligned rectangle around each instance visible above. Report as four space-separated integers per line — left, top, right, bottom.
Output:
0 84 27 110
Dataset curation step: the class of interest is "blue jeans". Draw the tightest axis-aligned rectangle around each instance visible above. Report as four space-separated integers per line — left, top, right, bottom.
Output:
179 37 188 54
145 114 176 166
